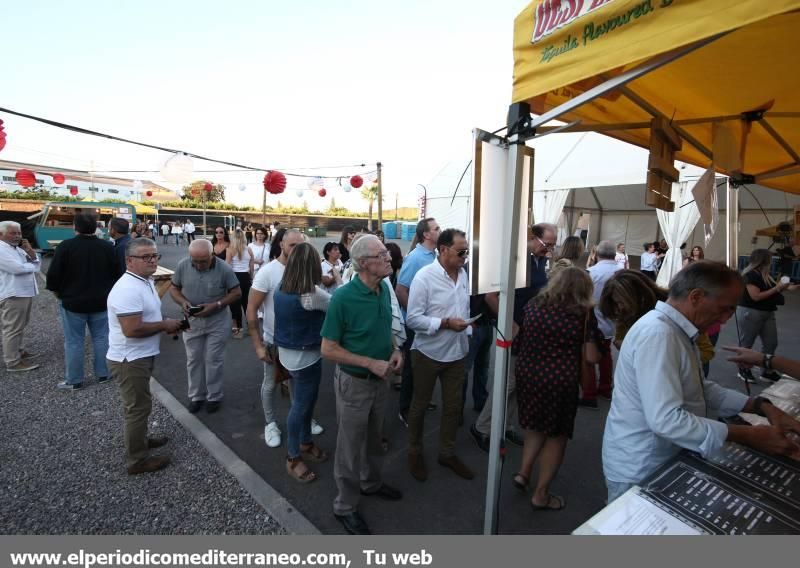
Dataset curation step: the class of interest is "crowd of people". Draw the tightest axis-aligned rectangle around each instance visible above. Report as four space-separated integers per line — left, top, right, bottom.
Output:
1 213 799 534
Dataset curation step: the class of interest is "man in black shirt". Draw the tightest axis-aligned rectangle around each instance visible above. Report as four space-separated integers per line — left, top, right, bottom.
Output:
46 212 119 390
108 217 131 278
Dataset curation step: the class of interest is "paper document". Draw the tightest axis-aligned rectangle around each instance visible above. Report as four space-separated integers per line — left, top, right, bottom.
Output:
464 314 483 324
594 492 702 535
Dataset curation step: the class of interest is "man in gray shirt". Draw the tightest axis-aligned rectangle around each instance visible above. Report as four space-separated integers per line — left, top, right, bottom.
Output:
170 239 241 413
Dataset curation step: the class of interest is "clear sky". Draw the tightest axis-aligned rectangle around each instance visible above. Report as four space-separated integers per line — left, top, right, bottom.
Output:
1 0 557 211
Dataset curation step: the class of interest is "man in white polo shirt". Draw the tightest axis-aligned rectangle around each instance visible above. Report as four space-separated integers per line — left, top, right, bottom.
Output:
406 228 473 481
107 237 182 475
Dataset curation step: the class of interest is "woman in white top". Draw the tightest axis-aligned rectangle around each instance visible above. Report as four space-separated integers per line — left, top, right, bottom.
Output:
171 222 183 246
248 227 269 274
320 241 344 293
226 228 254 338
639 242 658 280
614 243 629 269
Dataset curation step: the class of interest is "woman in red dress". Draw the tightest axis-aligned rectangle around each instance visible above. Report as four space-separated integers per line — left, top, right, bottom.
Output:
513 267 601 511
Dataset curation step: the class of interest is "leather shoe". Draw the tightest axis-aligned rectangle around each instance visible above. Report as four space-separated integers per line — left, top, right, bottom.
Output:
470 424 490 453
438 455 474 480
206 401 222 413
147 436 169 449
127 455 170 475
334 511 371 535
188 400 204 414
408 453 428 482
361 484 402 500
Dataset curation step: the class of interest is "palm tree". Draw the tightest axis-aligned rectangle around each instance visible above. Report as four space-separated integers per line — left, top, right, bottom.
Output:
361 183 379 230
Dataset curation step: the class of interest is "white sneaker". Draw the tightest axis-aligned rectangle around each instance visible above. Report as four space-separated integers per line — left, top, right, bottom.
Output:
311 418 324 436
264 421 281 448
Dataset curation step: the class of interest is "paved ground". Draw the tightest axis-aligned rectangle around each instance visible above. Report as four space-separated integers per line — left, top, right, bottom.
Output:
147 234 800 535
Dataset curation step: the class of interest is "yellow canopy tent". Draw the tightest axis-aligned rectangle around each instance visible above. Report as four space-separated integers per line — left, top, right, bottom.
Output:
512 0 800 194
126 201 158 216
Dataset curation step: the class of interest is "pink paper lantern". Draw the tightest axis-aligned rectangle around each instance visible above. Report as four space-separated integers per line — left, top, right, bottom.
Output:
52 173 65 185
318 188 327 197
263 171 287 194
16 169 36 188
350 175 363 189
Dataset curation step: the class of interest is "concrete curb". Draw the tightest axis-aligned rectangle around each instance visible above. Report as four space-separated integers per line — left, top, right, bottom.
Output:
150 378 321 535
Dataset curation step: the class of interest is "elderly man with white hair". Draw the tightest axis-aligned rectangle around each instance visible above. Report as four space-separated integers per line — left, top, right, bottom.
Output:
321 234 404 535
170 239 241 414
0 221 41 372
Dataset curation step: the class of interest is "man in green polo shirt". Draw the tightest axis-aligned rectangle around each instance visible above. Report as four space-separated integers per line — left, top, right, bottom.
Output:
321 234 403 535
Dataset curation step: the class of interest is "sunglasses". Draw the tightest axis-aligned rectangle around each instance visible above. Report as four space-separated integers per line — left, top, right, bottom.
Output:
449 247 469 258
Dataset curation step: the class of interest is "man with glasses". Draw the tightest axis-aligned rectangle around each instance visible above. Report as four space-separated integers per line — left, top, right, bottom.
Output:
107 238 182 474
321 235 403 535
395 217 441 426
406 228 474 481
470 223 556 452
47 212 119 390
170 239 241 414
247 229 306 448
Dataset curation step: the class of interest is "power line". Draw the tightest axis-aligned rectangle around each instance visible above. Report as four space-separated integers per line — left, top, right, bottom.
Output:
0 106 373 179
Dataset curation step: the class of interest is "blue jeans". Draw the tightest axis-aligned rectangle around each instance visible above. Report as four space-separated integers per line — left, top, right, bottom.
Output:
462 322 491 411
286 359 322 458
60 306 109 385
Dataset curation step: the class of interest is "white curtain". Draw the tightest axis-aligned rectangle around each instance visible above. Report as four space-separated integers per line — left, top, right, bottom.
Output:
533 188 570 225
656 182 701 288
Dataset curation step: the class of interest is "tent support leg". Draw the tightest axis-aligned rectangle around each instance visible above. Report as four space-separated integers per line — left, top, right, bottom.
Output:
726 179 739 268
483 139 525 535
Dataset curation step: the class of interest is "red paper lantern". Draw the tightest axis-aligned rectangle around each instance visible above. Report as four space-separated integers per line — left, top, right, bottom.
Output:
318 188 327 197
69 187 78 196
52 173 65 185
16 169 36 188
146 190 153 198
350 175 363 189
263 171 287 194
203 182 213 192
0 136 5 153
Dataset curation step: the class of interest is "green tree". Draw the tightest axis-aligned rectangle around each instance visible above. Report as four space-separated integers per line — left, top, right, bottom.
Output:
181 180 226 203
361 184 379 230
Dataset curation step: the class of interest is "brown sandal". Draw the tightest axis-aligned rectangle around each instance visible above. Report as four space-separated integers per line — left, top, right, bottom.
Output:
300 442 329 463
286 456 317 483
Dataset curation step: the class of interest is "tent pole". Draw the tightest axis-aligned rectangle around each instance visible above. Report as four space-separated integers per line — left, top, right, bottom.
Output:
726 178 739 268
483 134 526 535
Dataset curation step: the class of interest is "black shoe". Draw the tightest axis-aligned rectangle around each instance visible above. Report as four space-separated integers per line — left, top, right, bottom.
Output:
505 429 524 447
427 403 437 411
398 409 409 428
97 376 111 384
206 401 222 413
578 398 599 409
759 371 782 383
361 484 402 500
127 455 170 475
147 436 169 449
188 400 204 414
334 511 371 535
738 369 757 384
470 424 490 453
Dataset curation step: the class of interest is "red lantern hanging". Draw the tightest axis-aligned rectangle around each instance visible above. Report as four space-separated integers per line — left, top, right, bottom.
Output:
52 173 65 185
203 182 213 192
69 187 78 196
0 120 6 153
146 190 153 198
263 171 287 194
15 169 36 188
318 188 327 197
349 175 363 189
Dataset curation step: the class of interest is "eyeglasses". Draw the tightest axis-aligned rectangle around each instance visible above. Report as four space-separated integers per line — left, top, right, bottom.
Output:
363 250 391 260
129 253 162 262
536 237 556 250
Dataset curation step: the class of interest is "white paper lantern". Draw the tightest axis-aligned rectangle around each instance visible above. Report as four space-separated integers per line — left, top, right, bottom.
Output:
342 182 352 193
296 189 304 197
132 180 143 190
307 177 324 191
160 152 194 183
239 183 247 192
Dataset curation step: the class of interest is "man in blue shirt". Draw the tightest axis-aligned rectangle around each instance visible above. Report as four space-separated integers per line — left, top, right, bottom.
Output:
109 217 131 278
603 261 800 503
395 217 440 425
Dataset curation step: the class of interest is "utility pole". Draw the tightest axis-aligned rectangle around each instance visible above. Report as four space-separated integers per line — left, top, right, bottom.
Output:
395 193 398 221
203 187 207 238
262 186 267 229
377 161 383 229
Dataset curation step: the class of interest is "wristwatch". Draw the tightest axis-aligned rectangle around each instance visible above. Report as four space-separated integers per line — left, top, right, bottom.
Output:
216 300 222 309
763 353 774 370
753 396 773 416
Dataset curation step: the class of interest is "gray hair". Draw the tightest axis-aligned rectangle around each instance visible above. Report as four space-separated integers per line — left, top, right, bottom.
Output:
0 221 21 234
596 240 616 260
350 235 381 273
668 261 743 300
126 237 157 257
189 238 213 254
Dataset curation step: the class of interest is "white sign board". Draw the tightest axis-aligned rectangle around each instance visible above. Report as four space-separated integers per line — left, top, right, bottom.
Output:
470 129 532 294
